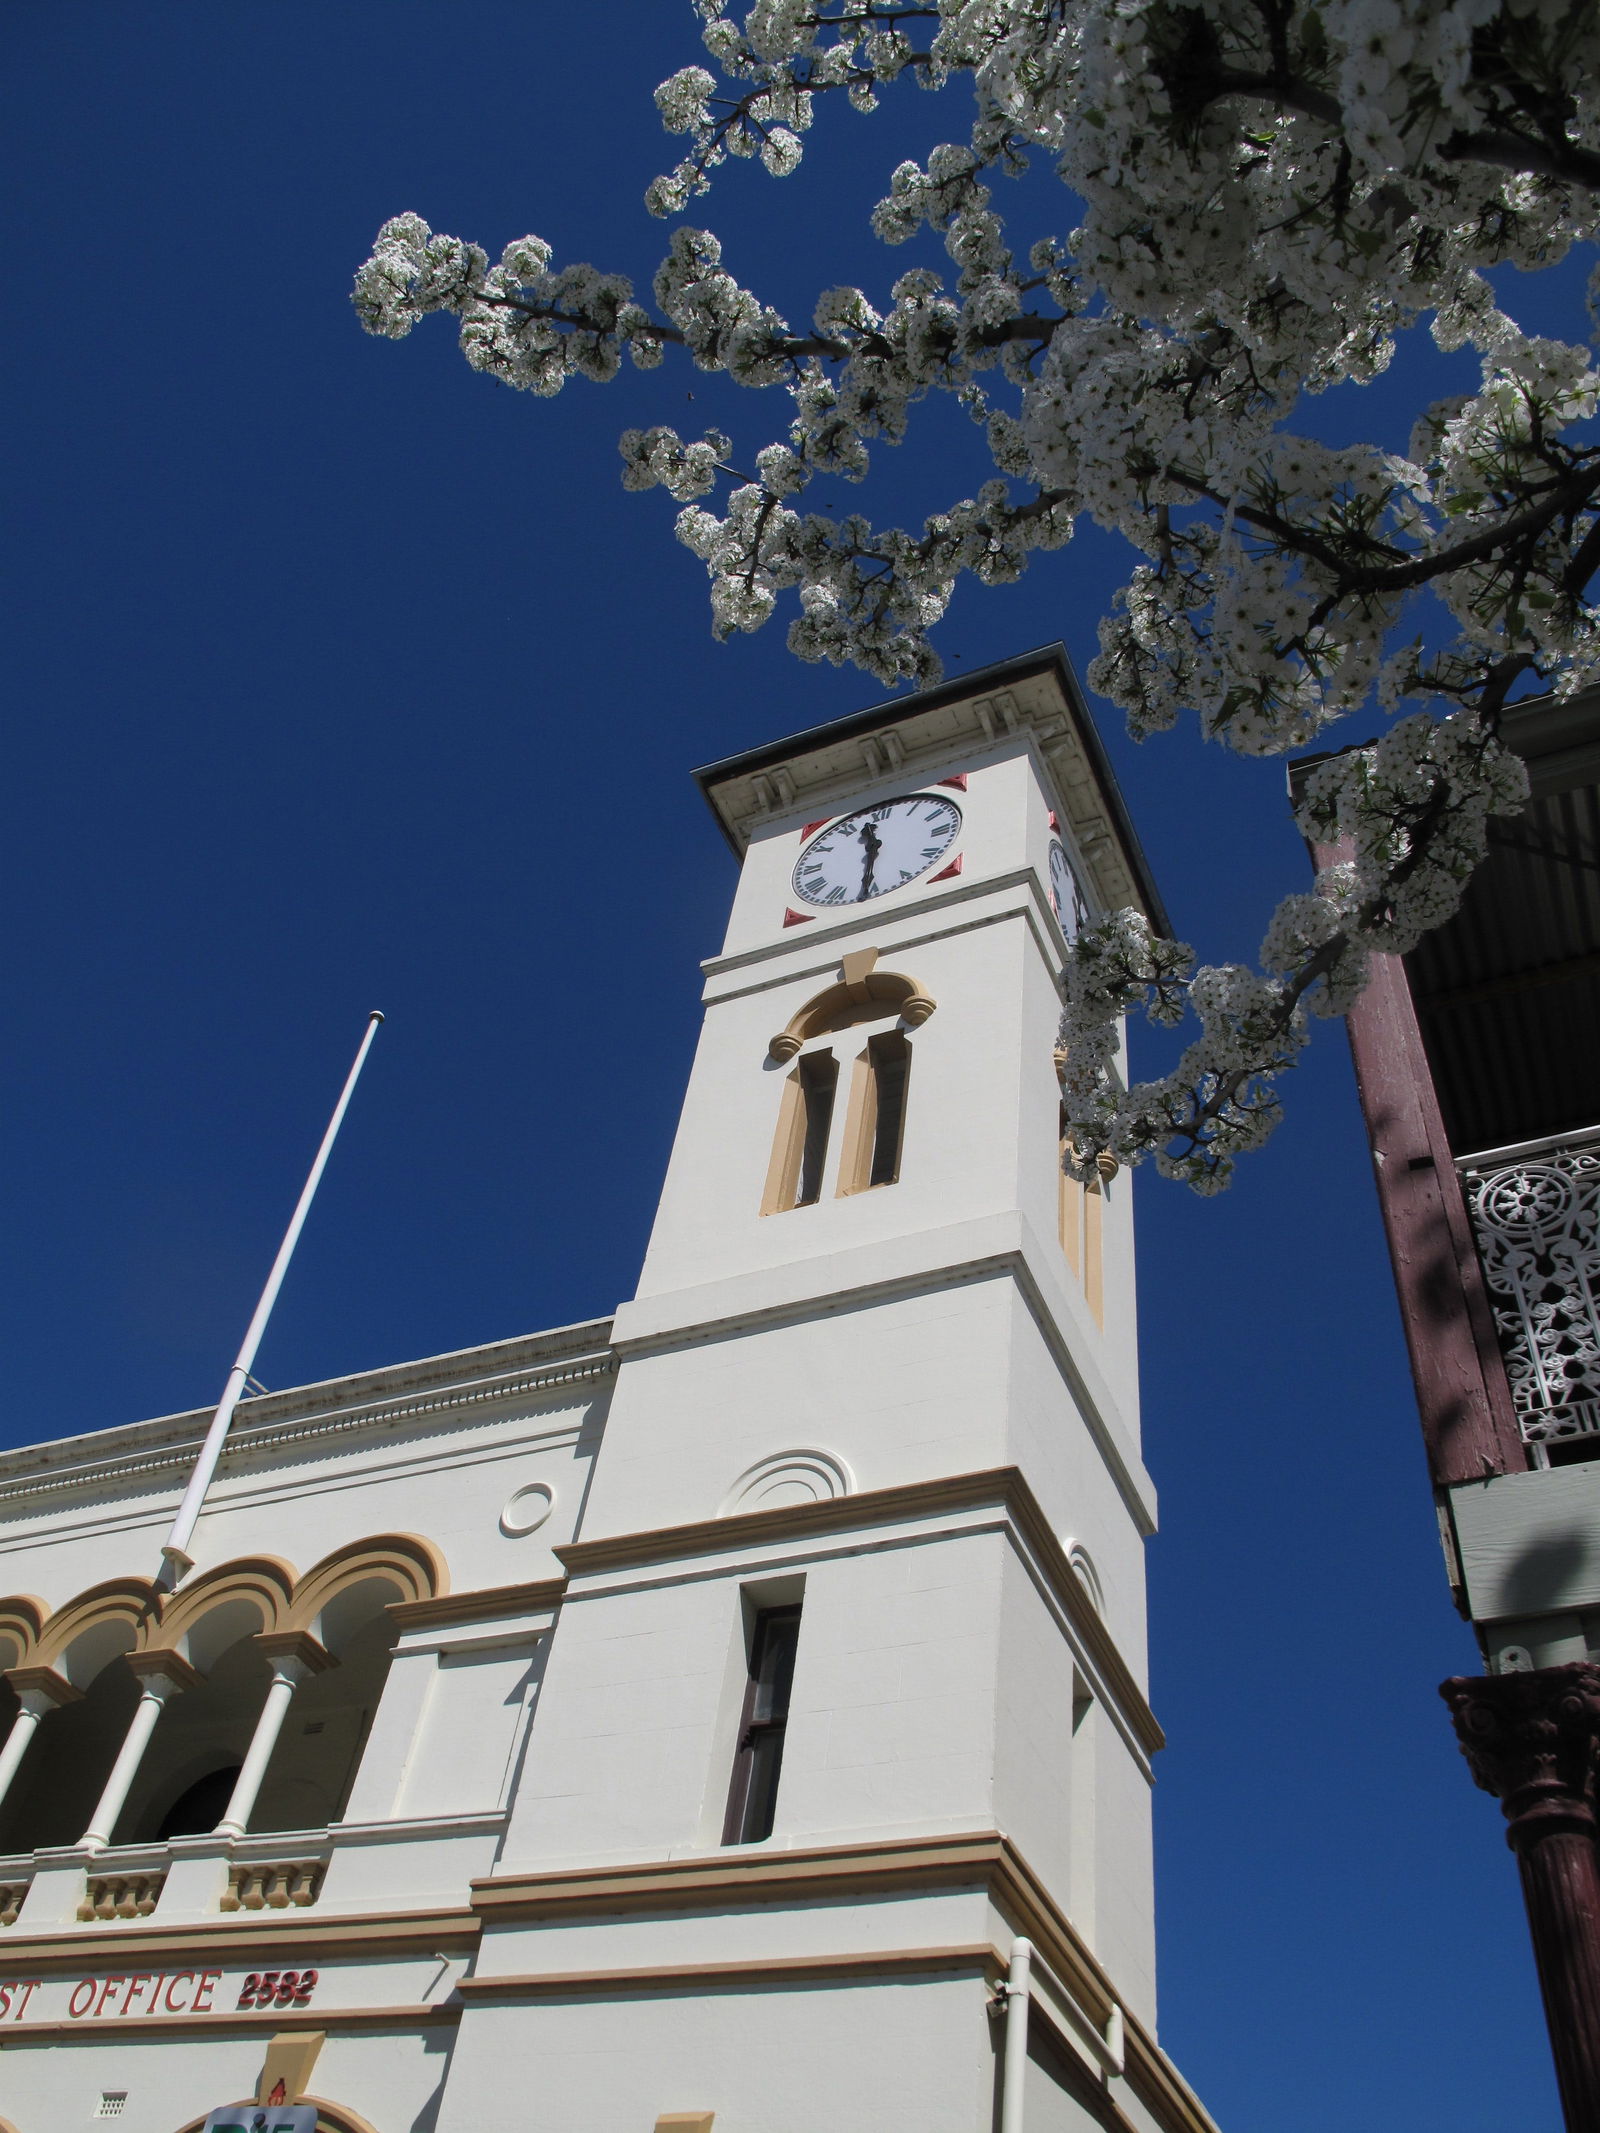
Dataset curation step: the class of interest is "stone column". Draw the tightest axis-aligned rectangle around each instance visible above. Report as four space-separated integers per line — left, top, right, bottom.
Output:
215 1631 334 1839
0 1668 80 1818
1442 1662 1600 2133
79 1653 201 1853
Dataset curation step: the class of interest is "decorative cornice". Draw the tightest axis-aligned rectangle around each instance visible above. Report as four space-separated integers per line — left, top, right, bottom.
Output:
471 1829 1215 2133
473 1829 1007 1921
0 2002 459 2042
388 1579 568 1632
0 1904 480 1973
556 1466 1161 1757
692 644 1168 934
456 1945 1000 2000
0 1344 616 1512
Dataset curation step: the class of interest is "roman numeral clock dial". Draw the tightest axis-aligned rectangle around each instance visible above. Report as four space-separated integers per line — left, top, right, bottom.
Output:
792 795 962 908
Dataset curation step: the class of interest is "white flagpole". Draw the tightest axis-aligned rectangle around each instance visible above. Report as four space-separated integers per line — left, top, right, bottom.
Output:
161 1011 385 1580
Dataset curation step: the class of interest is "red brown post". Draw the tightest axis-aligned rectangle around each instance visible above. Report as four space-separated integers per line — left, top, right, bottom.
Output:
1339 946 1526 1486
1442 1665 1600 2132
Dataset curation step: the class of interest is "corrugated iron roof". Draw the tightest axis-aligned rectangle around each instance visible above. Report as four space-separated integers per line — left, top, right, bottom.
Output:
1407 690 1600 1157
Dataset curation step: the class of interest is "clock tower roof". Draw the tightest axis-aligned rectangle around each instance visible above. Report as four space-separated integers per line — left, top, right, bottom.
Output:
693 641 1171 936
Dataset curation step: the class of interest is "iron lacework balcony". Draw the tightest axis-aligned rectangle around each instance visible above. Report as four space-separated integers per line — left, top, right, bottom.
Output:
1459 1124 1600 1459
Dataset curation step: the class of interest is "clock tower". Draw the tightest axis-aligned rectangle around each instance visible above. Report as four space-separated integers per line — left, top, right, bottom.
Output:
439 645 1215 2133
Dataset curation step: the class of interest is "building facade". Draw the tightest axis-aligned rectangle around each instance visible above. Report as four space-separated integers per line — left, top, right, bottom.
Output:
0 649 1219 2133
1319 687 1600 2128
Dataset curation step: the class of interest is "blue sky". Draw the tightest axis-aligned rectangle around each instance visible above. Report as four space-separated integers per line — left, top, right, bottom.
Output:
3 7 1565 2126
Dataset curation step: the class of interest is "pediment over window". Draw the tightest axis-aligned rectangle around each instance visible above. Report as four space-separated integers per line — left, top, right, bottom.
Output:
769 952 934 1062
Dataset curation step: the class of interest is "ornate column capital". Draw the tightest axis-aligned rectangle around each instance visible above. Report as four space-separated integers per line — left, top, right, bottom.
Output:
124 1649 204 1697
3 1664 81 1711
253 1629 336 1681
1441 1662 1600 1853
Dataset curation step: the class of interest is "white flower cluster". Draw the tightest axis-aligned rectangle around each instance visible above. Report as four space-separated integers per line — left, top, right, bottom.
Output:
356 0 1600 1187
1295 711 1530 954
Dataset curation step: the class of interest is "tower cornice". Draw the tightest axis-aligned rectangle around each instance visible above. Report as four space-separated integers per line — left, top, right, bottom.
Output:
693 643 1170 936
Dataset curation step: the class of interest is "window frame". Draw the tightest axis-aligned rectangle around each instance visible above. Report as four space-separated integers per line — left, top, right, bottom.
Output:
721 1603 802 1846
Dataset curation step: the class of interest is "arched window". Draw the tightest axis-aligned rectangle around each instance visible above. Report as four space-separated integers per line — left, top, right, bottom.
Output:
763 1047 840 1213
118 1613 272 1845
839 1030 910 1193
113 1563 296 1845
763 957 932 1213
0 1581 158 1854
249 1535 444 1832
251 1587 398 1832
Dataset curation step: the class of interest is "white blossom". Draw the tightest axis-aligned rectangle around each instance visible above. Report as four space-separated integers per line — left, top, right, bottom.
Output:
355 0 1600 1189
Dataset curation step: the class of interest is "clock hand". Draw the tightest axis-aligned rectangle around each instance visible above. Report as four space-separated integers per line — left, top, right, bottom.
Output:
859 821 881 896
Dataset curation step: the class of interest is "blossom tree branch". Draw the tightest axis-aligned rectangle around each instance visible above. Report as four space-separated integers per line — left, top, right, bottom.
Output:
354 0 1600 1190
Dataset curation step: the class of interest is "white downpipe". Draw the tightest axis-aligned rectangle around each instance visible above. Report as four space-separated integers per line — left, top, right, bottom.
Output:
998 1934 1125 2107
1103 2001 1125 2078
214 1660 305 1838
162 1011 384 1577
1001 1937 1033 2133
0 1689 58 1817
80 1674 183 1853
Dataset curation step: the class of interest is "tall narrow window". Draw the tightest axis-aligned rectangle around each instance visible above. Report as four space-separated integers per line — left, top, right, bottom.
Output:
1059 1106 1084 1283
1059 1108 1105 1327
796 1053 838 1206
762 1051 839 1214
723 1604 801 1844
839 1031 911 1194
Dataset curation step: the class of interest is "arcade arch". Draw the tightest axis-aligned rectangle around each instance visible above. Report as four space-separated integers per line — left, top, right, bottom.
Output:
0 1536 445 1854
174 2101 381 2133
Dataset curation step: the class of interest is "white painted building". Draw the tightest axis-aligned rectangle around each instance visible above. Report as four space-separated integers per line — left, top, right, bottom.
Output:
0 648 1220 2133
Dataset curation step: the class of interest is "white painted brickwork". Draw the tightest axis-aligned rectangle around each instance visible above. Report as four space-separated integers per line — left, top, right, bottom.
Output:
0 658 1218 2133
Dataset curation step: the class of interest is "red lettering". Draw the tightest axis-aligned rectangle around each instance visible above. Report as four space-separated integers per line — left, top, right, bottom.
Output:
192 1969 220 2012
0 1984 11 2019
146 1971 164 2012
12 1980 37 2019
68 1978 98 2018
94 1977 124 2017
294 1968 317 2004
120 1975 153 2016
163 1972 194 2013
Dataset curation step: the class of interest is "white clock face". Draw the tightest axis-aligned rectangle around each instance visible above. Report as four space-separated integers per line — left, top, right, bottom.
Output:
792 794 962 907
1049 841 1087 939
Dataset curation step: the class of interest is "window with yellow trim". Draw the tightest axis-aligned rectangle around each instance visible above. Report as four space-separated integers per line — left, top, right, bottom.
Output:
1058 1107 1106 1326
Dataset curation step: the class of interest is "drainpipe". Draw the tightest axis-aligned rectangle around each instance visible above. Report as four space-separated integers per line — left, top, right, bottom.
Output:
994 1933 1126 2116
1001 1937 1033 2133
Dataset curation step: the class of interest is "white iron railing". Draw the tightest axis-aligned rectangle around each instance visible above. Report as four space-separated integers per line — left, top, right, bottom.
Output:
1459 1125 1600 1448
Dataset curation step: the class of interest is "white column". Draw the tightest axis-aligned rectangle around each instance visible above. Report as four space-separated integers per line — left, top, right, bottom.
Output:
80 1662 191 1853
0 1684 68 1818
214 1656 312 1839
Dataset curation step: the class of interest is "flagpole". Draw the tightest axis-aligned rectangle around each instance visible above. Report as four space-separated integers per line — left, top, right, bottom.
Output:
161 1011 385 1580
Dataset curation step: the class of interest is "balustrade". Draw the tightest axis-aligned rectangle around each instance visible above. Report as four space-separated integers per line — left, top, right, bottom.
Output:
77 1869 165 1920
1461 1128 1600 1450
221 1857 325 1911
